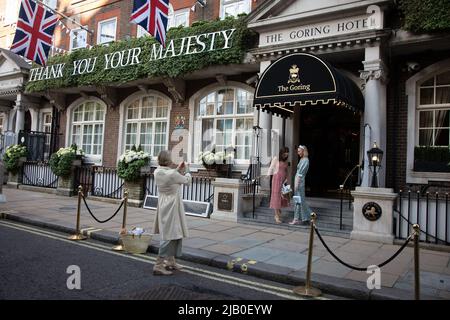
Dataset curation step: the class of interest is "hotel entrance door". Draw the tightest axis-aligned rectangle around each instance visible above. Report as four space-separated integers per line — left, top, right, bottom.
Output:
298 105 361 197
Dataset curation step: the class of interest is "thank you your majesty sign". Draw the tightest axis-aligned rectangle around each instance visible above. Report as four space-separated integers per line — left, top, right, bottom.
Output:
29 29 236 82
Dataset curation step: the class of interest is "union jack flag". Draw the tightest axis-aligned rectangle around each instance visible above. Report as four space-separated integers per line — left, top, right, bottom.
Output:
10 0 58 66
130 0 169 47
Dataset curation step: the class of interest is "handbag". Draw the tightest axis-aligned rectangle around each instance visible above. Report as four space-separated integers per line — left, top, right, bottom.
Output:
293 195 301 204
281 184 293 200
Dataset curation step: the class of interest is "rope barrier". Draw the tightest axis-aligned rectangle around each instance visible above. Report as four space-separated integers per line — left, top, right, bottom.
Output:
81 193 124 224
313 224 413 271
394 209 448 244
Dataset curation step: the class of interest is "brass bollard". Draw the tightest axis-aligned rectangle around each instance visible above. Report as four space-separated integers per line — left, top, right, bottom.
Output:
112 189 129 251
68 186 87 241
413 224 420 300
293 212 322 297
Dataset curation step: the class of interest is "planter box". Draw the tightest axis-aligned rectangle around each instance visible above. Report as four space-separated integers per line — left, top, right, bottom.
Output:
7 171 22 187
57 175 75 196
125 177 145 207
413 160 450 173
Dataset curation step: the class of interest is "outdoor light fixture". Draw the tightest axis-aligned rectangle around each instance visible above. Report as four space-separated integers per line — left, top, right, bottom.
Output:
367 142 383 188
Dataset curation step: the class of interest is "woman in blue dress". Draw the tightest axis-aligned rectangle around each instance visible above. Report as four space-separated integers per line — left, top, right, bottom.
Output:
289 145 314 225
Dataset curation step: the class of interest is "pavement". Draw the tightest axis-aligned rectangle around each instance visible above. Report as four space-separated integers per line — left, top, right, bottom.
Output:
1 187 450 300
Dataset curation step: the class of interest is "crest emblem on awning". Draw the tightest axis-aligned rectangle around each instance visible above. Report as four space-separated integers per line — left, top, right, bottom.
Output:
288 64 300 84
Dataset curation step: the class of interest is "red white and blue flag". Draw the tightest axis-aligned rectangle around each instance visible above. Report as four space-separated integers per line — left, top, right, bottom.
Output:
130 0 169 47
10 0 58 66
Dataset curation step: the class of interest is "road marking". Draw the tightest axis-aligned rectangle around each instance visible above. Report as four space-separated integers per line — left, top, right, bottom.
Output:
0 220 329 300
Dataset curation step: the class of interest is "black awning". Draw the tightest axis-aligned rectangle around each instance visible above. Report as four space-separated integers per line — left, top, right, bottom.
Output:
253 53 364 118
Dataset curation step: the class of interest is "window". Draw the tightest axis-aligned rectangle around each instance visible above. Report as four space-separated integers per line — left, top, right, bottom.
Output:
168 5 189 29
97 18 116 44
417 70 450 147
124 95 170 157
71 101 105 162
220 0 251 19
196 88 253 162
70 28 87 50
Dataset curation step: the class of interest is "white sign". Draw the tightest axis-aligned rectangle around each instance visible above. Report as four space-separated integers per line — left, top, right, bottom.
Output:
259 8 383 47
28 28 237 82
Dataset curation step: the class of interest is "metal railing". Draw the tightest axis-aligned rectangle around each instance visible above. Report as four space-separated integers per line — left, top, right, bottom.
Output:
241 160 261 218
74 166 123 199
338 164 361 229
18 130 61 162
21 161 58 189
145 171 214 203
394 189 450 245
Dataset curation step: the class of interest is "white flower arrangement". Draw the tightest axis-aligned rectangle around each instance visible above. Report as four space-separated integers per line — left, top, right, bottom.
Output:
198 149 234 166
119 149 150 164
55 145 85 157
5 144 27 158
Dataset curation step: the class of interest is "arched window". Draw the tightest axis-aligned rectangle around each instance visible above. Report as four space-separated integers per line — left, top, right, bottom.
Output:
196 87 253 163
417 70 450 147
124 94 170 157
71 101 105 162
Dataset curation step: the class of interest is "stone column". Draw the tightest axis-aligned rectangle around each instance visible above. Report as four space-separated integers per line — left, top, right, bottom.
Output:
360 47 388 187
211 178 246 222
351 187 397 244
14 96 26 137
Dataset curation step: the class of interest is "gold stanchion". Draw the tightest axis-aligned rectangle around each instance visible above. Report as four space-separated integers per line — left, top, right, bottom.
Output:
112 189 128 251
293 212 322 297
68 186 87 241
413 224 420 300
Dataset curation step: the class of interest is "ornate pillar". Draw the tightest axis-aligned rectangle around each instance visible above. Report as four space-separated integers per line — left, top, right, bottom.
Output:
360 56 388 187
14 94 26 136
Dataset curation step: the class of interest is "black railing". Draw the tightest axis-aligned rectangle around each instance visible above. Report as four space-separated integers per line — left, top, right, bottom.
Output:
394 189 450 245
21 161 58 189
145 171 214 203
338 164 361 229
74 166 123 199
241 160 261 218
91 166 124 199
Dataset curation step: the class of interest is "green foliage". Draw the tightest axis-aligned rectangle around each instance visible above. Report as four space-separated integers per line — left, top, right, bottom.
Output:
49 145 84 177
414 146 450 162
26 17 256 93
117 149 150 182
3 145 27 174
398 0 450 32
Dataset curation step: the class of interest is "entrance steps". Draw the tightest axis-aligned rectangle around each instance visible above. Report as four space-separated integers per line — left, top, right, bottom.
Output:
240 196 353 238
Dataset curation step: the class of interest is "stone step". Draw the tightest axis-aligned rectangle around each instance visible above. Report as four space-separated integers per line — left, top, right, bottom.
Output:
244 213 353 229
252 207 353 218
237 217 352 238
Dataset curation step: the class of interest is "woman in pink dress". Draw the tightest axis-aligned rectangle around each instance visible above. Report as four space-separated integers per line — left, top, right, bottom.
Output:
269 147 290 224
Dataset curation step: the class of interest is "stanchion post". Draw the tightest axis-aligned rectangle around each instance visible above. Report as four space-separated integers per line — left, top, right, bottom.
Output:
293 212 322 297
68 186 87 241
112 189 129 251
413 224 420 300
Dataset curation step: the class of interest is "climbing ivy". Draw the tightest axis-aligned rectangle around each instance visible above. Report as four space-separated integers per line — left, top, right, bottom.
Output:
25 16 257 93
398 0 450 32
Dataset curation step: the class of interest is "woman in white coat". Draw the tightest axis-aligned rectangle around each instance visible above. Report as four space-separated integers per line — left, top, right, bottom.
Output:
152 150 191 275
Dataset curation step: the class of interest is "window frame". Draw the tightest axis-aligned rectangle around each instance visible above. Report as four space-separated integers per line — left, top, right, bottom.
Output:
96 17 117 45
220 0 251 19
406 60 450 183
195 87 254 165
66 98 107 165
69 27 88 51
118 91 172 163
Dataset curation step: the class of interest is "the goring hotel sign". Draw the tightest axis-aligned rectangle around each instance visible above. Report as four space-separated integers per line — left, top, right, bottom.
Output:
28 29 236 82
260 6 383 47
